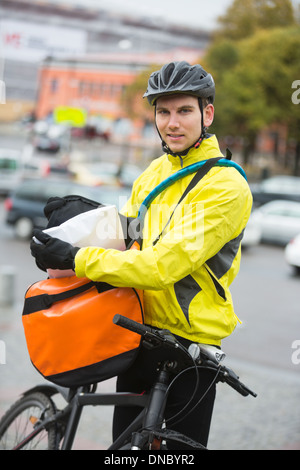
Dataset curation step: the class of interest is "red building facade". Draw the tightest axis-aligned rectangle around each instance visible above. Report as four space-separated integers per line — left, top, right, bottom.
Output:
35 50 202 121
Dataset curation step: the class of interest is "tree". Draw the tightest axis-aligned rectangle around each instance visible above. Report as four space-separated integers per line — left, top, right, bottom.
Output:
252 27 300 174
121 65 161 121
214 0 296 41
205 42 273 163
204 26 300 172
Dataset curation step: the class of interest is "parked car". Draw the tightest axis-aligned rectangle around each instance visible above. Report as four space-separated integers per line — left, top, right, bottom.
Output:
0 147 73 196
4 178 131 239
285 233 300 275
245 200 300 246
0 148 24 196
241 215 262 248
250 175 300 207
23 157 74 179
32 122 69 153
70 162 142 188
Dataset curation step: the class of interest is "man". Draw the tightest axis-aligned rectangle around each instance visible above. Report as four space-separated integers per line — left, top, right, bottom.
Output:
31 61 253 448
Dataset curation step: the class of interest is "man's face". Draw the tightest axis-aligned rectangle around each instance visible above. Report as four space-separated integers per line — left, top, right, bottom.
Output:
155 94 204 154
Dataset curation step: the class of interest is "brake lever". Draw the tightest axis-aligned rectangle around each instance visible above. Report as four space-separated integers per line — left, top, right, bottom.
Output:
219 365 257 397
142 333 163 350
143 329 180 350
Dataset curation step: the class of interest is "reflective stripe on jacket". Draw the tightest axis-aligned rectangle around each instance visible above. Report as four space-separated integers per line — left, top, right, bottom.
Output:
74 135 253 346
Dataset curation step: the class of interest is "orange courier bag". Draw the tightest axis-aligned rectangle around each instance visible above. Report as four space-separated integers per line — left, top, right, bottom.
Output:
22 194 144 388
22 274 143 388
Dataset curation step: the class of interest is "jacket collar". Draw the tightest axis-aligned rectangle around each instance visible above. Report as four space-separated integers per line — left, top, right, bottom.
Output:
167 134 223 170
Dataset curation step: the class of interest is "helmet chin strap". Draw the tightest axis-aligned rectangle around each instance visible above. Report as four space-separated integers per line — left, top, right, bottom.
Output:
155 98 207 159
161 131 206 158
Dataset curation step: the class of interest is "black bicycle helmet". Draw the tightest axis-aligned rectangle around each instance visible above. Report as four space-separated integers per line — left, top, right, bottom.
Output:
144 61 215 106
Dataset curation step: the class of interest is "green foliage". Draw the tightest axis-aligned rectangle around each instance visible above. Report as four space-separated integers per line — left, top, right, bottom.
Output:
120 0 300 170
121 65 161 120
214 0 296 40
205 26 300 142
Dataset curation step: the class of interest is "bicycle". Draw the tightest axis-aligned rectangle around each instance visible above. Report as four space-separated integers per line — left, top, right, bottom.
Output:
0 314 257 450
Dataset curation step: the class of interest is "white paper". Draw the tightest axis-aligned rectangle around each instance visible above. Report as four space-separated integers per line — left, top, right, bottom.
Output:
44 205 126 278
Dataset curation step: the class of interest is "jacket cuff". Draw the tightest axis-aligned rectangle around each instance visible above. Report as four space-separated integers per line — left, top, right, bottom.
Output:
73 248 86 277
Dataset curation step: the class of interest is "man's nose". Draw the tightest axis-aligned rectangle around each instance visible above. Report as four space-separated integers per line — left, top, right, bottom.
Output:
168 112 180 128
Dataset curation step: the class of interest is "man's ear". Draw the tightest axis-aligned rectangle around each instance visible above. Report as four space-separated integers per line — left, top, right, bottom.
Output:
203 104 214 128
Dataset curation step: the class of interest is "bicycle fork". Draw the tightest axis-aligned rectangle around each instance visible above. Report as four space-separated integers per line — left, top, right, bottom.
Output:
130 362 173 450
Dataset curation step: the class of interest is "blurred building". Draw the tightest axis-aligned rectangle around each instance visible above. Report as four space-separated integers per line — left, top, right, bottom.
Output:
0 0 210 122
36 49 202 122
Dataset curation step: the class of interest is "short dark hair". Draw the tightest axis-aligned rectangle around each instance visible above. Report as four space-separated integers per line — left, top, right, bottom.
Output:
202 97 213 108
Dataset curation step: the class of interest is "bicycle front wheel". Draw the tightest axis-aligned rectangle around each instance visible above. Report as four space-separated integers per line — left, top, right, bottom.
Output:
0 392 58 450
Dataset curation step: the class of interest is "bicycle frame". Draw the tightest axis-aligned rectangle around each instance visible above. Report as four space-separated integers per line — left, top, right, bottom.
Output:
11 386 149 450
13 360 175 451
3 317 256 451
62 388 150 450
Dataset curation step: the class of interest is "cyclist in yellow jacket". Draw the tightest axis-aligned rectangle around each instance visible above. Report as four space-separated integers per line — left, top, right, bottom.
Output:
31 61 253 448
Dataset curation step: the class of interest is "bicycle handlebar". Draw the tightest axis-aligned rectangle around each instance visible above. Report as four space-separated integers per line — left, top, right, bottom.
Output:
113 314 152 336
113 315 257 398
218 366 257 397
113 314 181 349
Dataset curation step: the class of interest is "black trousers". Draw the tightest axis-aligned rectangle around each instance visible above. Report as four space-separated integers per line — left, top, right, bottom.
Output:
112 337 217 449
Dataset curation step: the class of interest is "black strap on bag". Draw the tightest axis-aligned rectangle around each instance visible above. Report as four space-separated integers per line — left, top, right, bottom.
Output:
152 157 222 246
22 280 117 315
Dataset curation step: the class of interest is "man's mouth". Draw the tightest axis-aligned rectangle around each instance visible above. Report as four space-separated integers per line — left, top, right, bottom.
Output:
168 134 184 140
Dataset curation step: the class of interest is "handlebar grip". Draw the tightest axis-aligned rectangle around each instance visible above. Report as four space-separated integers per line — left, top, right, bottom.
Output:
222 367 257 397
226 377 250 397
113 314 150 336
231 381 257 397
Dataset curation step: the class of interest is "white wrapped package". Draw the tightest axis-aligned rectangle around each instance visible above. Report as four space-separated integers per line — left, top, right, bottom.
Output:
43 205 126 278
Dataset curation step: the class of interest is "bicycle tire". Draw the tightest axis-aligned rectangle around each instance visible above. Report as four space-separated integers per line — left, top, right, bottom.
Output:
0 392 58 450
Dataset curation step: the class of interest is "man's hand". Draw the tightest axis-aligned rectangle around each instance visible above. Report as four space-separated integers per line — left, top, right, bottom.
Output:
30 229 80 271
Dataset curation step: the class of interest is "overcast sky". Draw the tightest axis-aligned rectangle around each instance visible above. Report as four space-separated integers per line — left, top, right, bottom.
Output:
46 0 236 30
98 0 234 30
48 0 300 31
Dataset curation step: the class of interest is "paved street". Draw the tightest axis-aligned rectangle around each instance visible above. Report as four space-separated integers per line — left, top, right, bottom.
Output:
0 197 299 450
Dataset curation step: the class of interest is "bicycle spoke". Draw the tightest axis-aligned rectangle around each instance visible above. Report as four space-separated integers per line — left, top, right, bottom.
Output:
0 392 58 450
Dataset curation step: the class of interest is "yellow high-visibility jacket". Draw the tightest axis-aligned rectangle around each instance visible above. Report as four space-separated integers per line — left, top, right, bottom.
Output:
74 135 253 346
